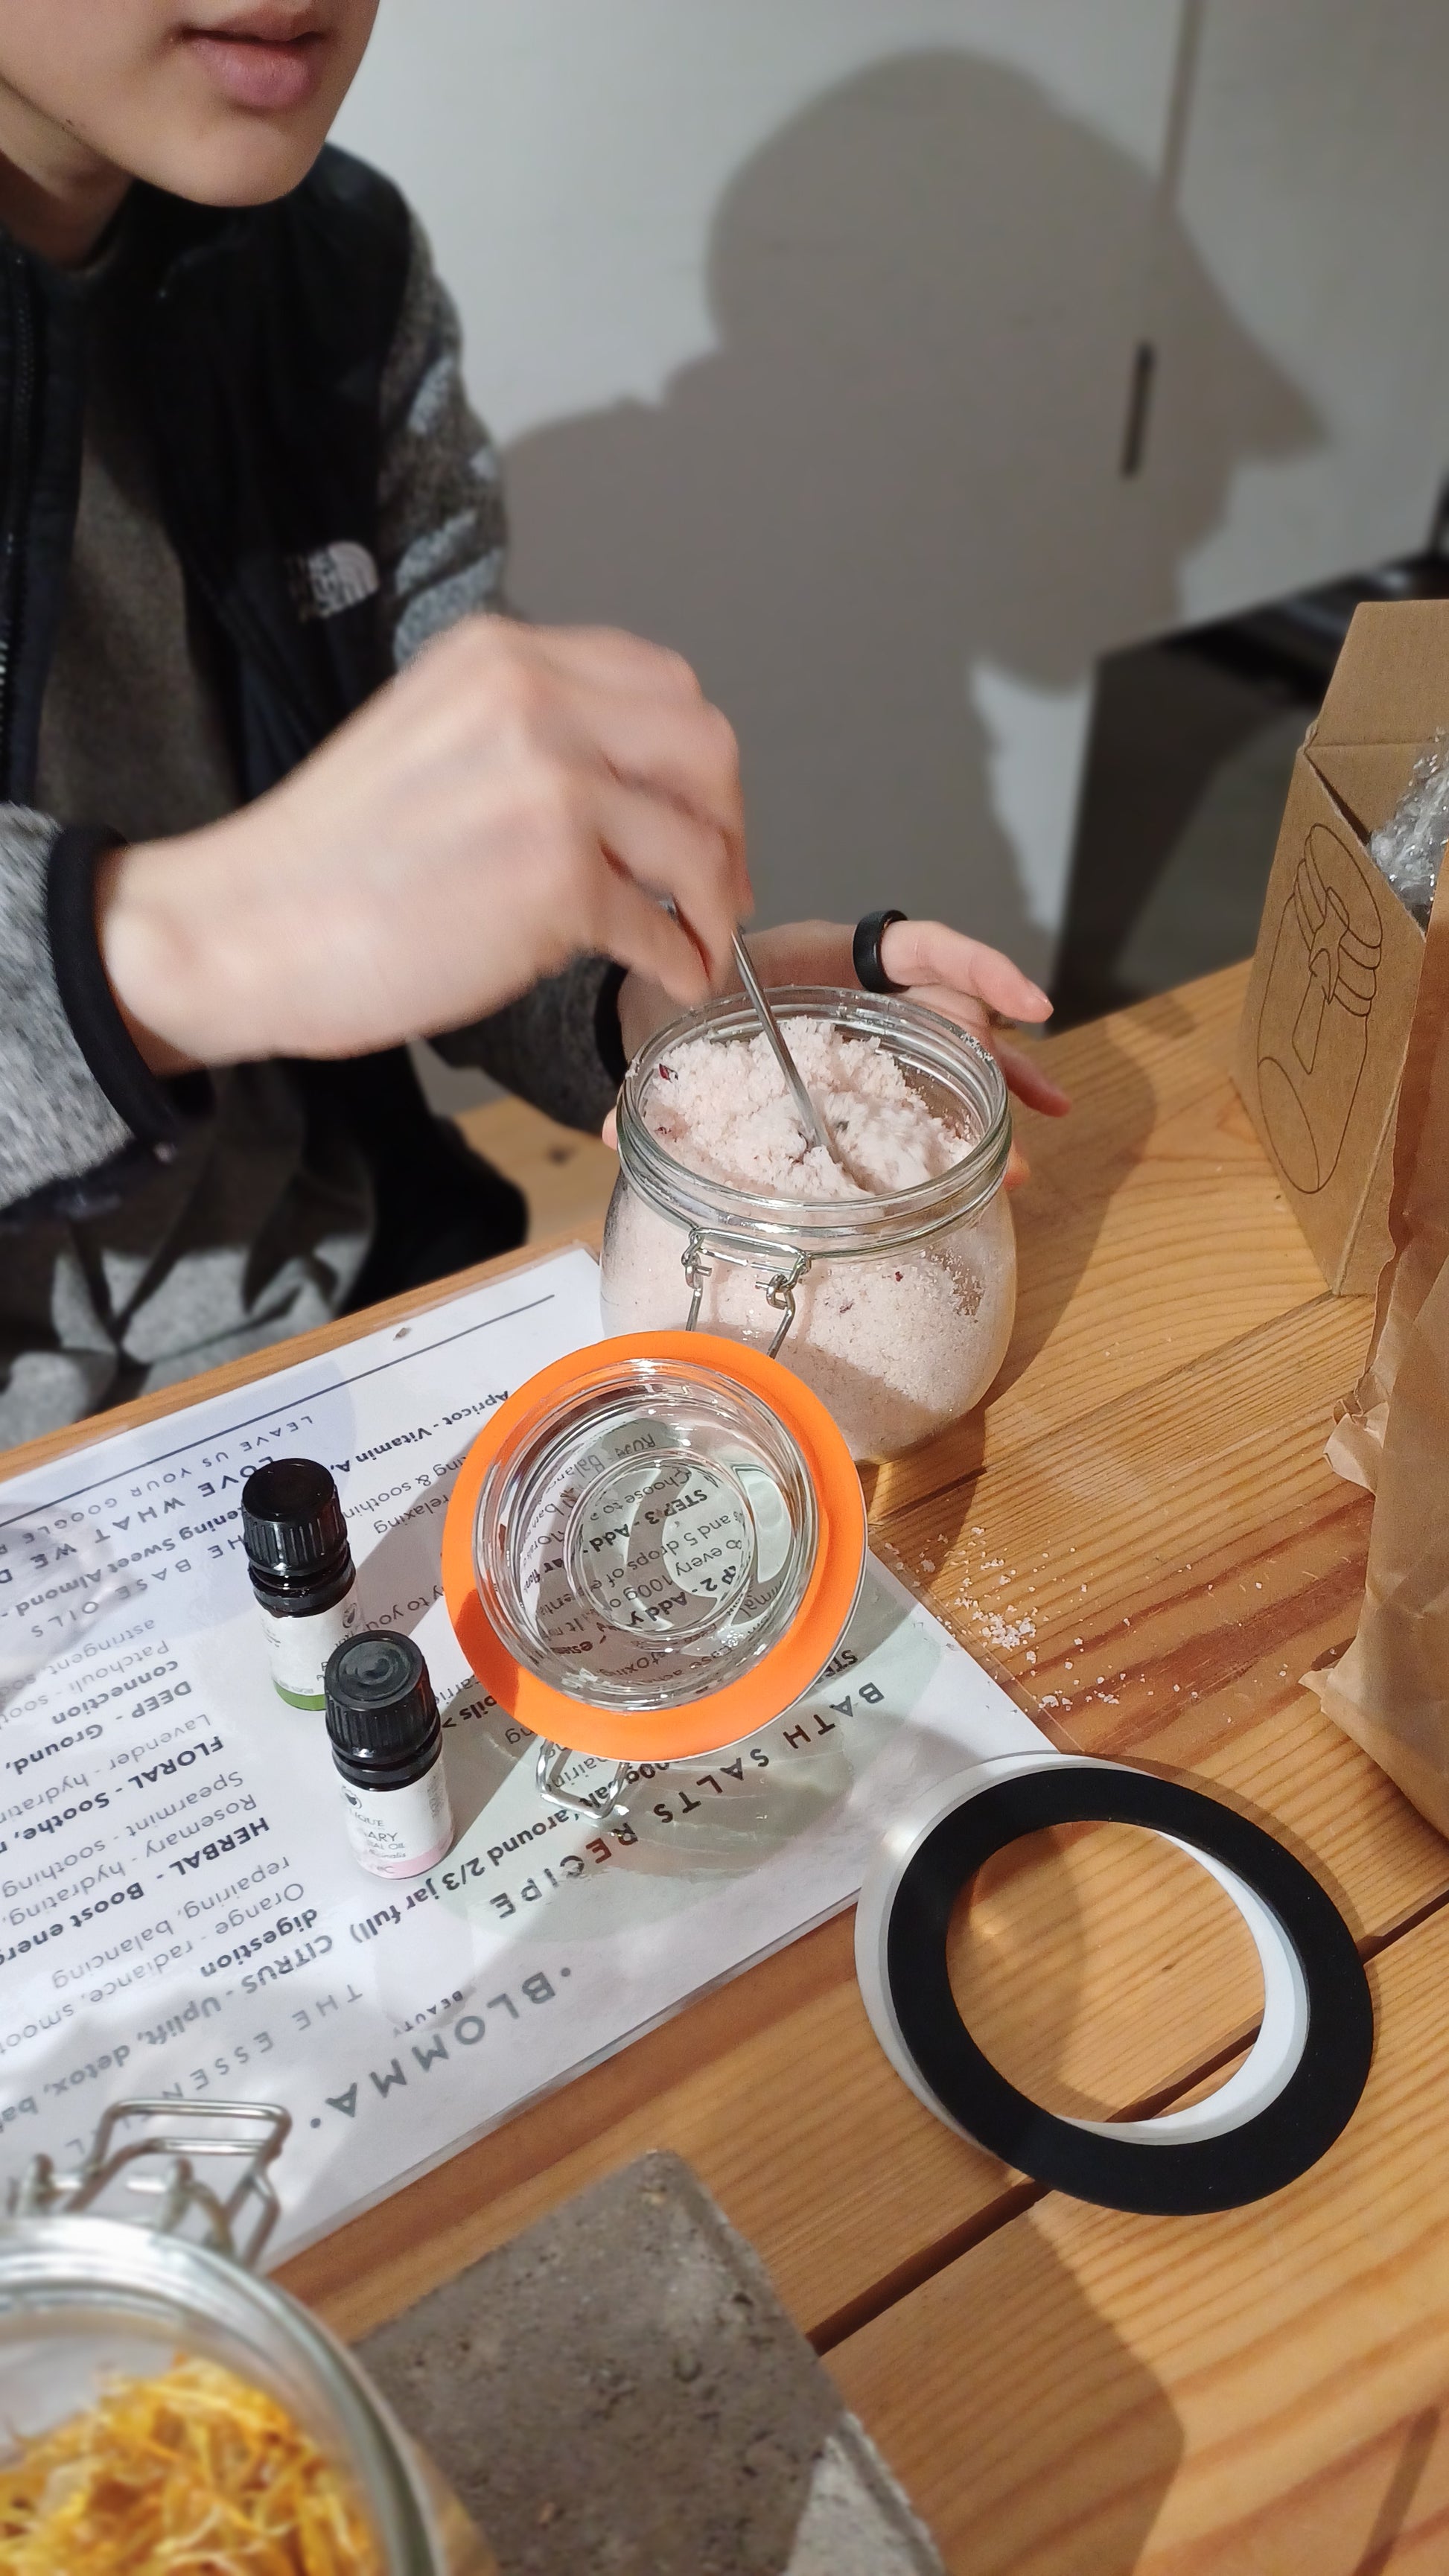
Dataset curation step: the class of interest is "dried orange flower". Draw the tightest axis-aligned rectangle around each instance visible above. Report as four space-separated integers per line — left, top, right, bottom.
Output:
0 2355 380 2575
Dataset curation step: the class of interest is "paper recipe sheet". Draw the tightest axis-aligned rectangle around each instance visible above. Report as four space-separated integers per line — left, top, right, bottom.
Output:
0 1247 1045 2260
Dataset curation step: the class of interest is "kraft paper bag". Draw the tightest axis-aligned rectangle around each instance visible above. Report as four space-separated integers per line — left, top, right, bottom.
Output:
1328 860 1449 1490
1316 864 1449 1830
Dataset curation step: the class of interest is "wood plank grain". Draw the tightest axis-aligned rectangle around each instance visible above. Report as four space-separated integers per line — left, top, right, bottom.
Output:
873 964 1331 1517
875 1292 1375 1764
281 1671 1448 2357
281 1243 1440 2344
280 1043 1444 2352
826 1904 1449 2576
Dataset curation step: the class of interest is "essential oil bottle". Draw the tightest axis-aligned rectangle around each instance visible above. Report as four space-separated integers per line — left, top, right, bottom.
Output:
241 1458 359 1711
324 1630 454 1880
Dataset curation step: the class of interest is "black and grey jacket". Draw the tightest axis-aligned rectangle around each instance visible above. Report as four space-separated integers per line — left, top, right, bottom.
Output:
0 147 623 1447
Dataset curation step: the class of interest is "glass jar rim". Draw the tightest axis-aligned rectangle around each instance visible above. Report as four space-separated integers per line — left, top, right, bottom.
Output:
615 988 1011 1260
472 1353 819 1715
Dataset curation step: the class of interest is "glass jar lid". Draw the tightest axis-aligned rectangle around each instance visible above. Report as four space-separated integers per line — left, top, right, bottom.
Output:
442 1333 865 1762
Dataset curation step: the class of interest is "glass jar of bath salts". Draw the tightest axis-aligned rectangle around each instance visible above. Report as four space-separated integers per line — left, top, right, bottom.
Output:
599 989 1016 1462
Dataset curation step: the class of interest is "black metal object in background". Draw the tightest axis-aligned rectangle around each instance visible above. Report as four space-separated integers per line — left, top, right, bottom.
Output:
1051 543 1449 1030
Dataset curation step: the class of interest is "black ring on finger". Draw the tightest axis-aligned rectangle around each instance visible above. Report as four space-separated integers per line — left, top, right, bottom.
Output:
853 909 908 995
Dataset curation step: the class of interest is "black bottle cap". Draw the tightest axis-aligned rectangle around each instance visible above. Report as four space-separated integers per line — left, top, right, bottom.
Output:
241 1458 348 1581
325 1630 439 1760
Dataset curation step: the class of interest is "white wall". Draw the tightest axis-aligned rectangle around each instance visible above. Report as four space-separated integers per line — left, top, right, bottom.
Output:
1173 0 1449 619
338 1 1449 997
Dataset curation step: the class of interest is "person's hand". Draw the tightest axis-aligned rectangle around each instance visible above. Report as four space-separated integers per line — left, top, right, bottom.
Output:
98 620 748 1074
616 916 1070 1181
747 917 1069 1118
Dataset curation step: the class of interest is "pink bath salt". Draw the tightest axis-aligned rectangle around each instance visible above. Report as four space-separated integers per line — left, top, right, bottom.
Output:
643 1021 974 1195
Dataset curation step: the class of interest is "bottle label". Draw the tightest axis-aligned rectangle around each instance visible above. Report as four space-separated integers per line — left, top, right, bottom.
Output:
256 1582 360 1710
338 1759 453 1881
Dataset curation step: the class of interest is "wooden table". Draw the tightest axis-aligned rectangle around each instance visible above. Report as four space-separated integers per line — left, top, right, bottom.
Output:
8 960 1446 2573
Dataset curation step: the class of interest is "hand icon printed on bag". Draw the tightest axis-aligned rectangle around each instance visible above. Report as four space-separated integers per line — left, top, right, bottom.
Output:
1256 825 1383 1194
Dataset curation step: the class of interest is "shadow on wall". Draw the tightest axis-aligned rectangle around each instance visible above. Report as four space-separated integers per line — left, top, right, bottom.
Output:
506 50 1319 983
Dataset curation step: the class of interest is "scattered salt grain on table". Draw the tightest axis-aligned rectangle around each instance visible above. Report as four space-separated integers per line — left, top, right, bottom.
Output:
602 1019 1016 1460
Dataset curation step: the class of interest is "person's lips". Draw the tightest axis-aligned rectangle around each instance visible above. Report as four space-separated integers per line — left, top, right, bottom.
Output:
182 15 329 112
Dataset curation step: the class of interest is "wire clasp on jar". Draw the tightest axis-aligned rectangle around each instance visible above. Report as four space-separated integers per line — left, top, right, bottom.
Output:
7 2098 290 2266
536 1738 631 1823
681 1230 810 1358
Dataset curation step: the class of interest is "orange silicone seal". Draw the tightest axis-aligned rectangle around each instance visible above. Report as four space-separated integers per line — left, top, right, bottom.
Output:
442 1330 866 1762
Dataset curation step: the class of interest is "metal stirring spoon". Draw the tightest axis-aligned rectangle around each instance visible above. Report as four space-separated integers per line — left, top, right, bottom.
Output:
731 933 850 1172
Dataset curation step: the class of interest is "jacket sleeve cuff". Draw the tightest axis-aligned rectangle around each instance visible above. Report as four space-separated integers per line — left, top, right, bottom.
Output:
45 823 195 1156
595 961 628 1087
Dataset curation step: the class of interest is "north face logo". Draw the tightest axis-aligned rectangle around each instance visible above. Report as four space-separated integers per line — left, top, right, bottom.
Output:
285 541 380 622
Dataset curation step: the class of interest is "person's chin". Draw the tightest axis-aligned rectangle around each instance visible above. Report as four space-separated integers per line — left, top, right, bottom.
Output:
153 117 334 207
134 33 348 205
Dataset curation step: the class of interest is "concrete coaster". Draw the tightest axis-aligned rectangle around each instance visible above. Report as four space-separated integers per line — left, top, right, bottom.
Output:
359 2149 944 2576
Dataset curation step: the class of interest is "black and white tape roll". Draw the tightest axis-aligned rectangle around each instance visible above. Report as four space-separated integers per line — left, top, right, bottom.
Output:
855 1755 1373 2215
